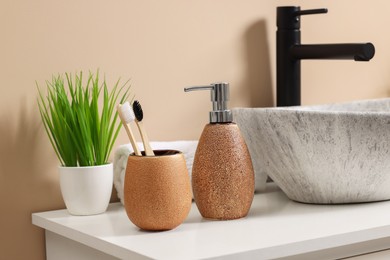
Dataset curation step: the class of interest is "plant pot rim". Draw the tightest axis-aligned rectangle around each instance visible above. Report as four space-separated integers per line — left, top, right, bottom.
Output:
58 162 113 169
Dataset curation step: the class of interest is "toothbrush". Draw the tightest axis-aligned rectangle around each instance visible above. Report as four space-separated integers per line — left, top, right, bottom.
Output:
117 102 142 156
132 100 155 156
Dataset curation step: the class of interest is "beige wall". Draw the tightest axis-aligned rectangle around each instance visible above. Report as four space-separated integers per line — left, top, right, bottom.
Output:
1 0 390 259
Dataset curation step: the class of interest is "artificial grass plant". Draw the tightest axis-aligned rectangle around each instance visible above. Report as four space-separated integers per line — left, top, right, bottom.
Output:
37 71 131 167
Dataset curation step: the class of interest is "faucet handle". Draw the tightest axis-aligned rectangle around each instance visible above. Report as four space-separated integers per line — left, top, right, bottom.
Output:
277 6 328 30
295 8 328 16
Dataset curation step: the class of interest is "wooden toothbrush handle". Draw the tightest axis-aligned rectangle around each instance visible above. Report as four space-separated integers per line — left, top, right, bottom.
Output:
136 121 154 156
117 104 141 156
124 124 141 156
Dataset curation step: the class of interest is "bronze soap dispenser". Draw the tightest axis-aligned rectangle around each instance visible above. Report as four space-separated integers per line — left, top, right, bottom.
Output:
184 82 255 220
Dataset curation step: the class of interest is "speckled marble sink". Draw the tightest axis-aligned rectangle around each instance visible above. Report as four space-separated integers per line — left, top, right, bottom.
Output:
233 98 390 204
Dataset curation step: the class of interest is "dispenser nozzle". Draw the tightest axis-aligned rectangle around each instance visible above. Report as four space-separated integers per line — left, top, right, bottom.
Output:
184 82 232 123
184 85 214 92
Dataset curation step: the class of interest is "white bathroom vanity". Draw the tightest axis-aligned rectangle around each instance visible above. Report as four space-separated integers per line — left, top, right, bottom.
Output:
32 183 390 259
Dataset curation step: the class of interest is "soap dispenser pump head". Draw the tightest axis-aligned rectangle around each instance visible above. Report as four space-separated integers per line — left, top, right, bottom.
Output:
184 82 233 123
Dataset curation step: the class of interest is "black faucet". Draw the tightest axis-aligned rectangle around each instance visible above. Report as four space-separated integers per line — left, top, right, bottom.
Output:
276 6 375 107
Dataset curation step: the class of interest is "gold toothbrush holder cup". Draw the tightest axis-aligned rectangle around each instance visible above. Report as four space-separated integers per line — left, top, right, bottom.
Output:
124 150 192 231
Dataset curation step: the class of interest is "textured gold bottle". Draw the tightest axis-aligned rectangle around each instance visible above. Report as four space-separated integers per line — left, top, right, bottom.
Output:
192 123 255 220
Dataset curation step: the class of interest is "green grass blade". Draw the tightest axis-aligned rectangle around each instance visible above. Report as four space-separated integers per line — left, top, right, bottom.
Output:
37 71 132 166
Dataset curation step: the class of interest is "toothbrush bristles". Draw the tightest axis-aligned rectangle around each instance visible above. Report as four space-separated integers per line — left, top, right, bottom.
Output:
120 101 136 124
133 100 144 121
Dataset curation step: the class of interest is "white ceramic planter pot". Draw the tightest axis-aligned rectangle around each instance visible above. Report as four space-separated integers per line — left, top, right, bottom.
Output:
59 163 113 216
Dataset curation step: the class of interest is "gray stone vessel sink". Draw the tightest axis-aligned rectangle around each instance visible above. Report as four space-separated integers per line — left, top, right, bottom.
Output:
233 98 390 204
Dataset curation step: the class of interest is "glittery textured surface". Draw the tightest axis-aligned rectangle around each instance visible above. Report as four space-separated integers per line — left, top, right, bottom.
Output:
234 98 390 204
192 123 255 220
124 150 192 231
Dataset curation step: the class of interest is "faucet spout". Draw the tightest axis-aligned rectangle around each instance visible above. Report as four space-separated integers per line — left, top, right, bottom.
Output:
291 43 375 61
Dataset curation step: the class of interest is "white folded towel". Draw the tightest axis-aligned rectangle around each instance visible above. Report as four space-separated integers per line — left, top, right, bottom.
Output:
113 141 198 205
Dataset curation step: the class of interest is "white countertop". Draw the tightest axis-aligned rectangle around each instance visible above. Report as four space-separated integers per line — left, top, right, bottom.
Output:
32 184 390 259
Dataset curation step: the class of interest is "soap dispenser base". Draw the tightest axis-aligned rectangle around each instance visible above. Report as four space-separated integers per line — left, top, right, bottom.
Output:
192 123 255 220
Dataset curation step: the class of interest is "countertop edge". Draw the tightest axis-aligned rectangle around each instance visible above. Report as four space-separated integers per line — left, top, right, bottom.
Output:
32 210 149 260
